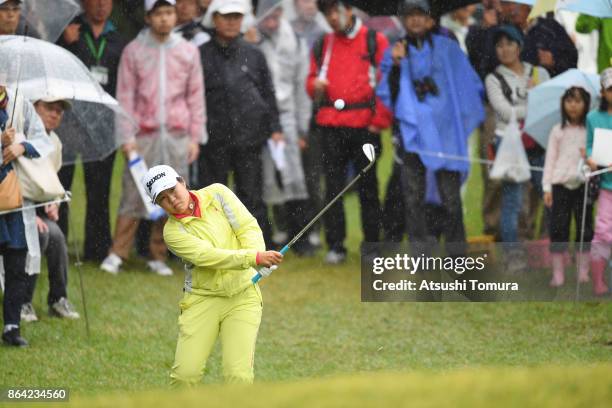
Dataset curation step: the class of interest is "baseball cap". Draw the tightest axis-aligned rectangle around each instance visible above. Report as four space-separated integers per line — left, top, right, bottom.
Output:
399 0 430 15
37 96 72 110
144 0 176 13
202 0 248 28
601 68 612 90
494 24 524 48
142 165 180 204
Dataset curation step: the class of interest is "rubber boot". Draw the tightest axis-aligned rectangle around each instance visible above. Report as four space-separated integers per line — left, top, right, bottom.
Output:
590 258 609 296
577 252 590 283
549 252 565 287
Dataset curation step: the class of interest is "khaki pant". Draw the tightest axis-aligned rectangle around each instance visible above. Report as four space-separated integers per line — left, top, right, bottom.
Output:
170 285 263 386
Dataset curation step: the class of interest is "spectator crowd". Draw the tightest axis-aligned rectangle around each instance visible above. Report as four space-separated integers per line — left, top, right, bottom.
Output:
1 0 612 347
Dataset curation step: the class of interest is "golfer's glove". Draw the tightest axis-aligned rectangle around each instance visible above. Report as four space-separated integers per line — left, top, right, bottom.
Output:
258 265 278 278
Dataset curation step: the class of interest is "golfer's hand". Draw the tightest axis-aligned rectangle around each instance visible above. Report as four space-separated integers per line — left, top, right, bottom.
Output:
187 142 200 164
543 192 553 208
35 216 49 234
1 127 15 147
63 23 81 44
392 40 406 65
257 250 283 267
3 143 25 165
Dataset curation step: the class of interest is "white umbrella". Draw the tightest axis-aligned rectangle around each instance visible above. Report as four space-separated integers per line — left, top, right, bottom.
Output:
21 0 82 42
0 35 137 164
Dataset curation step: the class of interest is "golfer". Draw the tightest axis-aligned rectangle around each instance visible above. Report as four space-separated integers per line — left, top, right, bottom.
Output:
141 165 283 386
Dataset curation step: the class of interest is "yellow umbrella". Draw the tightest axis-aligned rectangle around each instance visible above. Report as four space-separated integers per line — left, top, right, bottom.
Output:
528 0 557 20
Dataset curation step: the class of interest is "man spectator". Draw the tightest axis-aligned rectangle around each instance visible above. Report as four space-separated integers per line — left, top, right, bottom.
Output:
100 0 204 276
174 0 210 46
256 2 314 256
57 0 127 262
21 98 80 323
291 0 329 48
198 0 281 246
306 0 392 264
440 5 476 54
0 0 21 35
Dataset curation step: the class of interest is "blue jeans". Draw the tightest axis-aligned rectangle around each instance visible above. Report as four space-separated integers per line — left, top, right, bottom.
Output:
501 181 523 242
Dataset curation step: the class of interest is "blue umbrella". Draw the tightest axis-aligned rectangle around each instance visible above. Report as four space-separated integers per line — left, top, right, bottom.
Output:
559 0 612 18
524 69 600 148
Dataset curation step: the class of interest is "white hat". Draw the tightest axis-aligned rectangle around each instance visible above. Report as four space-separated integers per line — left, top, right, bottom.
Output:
202 0 249 28
37 96 72 110
601 68 612 90
142 165 180 204
144 0 176 13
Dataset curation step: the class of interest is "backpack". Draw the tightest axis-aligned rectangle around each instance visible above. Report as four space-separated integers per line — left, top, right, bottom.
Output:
492 66 542 152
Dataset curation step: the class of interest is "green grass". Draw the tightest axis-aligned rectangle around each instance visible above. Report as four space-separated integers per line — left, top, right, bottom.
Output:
1 132 611 404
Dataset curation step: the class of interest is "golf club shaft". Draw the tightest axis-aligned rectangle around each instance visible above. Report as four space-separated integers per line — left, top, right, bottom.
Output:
252 159 376 283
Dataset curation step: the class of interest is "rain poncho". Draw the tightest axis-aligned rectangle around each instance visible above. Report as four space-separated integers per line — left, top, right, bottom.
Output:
377 34 485 174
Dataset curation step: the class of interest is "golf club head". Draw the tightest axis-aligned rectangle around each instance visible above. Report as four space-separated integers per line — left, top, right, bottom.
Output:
362 143 376 163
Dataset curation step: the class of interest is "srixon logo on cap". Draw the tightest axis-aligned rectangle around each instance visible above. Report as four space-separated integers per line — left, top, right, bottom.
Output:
147 172 166 192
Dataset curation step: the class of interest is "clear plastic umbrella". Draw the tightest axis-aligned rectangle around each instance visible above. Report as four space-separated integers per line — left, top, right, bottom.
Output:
524 69 600 148
559 0 612 18
0 35 136 164
21 0 81 42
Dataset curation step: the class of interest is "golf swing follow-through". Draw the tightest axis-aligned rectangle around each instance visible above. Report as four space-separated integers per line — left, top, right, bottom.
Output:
139 143 375 386
252 143 377 283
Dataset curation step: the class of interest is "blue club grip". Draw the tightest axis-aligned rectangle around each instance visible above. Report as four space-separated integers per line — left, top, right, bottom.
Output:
251 245 290 283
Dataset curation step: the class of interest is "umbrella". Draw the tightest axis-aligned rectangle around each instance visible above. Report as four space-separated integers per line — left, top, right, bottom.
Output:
343 0 481 17
0 35 137 164
256 0 283 22
21 0 82 42
524 69 600 148
528 0 557 20
558 0 612 18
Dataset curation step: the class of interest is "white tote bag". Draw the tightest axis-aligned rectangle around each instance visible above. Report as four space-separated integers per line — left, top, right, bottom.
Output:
490 109 531 183
12 134 65 202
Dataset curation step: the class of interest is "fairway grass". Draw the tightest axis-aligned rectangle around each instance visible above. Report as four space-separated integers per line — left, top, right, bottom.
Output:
1 133 610 403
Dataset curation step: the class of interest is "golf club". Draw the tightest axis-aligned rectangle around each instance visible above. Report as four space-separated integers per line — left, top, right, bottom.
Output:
252 143 377 283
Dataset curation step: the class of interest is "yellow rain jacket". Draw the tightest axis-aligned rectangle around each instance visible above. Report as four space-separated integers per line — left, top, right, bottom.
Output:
163 183 265 297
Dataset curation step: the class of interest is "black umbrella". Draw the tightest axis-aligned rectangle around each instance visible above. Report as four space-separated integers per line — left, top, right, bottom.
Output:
344 0 481 17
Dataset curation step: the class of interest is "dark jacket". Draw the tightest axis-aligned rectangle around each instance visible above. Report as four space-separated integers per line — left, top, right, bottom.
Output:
57 15 127 97
522 17 578 78
200 36 281 148
466 24 500 81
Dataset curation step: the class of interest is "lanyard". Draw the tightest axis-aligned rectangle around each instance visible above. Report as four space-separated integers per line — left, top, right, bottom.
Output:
84 32 107 65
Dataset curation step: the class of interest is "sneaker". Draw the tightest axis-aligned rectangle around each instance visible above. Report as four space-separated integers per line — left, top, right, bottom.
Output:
49 297 80 319
100 253 122 274
324 249 347 265
147 260 174 276
2 327 28 347
20 303 38 323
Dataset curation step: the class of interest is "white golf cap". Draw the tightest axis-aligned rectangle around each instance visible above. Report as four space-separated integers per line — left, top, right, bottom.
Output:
37 95 72 110
144 0 176 13
202 0 249 28
601 68 612 90
142 165 180 204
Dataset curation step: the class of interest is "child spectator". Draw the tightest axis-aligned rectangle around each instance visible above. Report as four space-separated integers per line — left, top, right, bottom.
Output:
585 68 612 296
542 86 593 287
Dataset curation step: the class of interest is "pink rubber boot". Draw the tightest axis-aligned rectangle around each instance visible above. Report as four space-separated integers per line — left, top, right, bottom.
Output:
590 258 609 296
550 253 565 287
